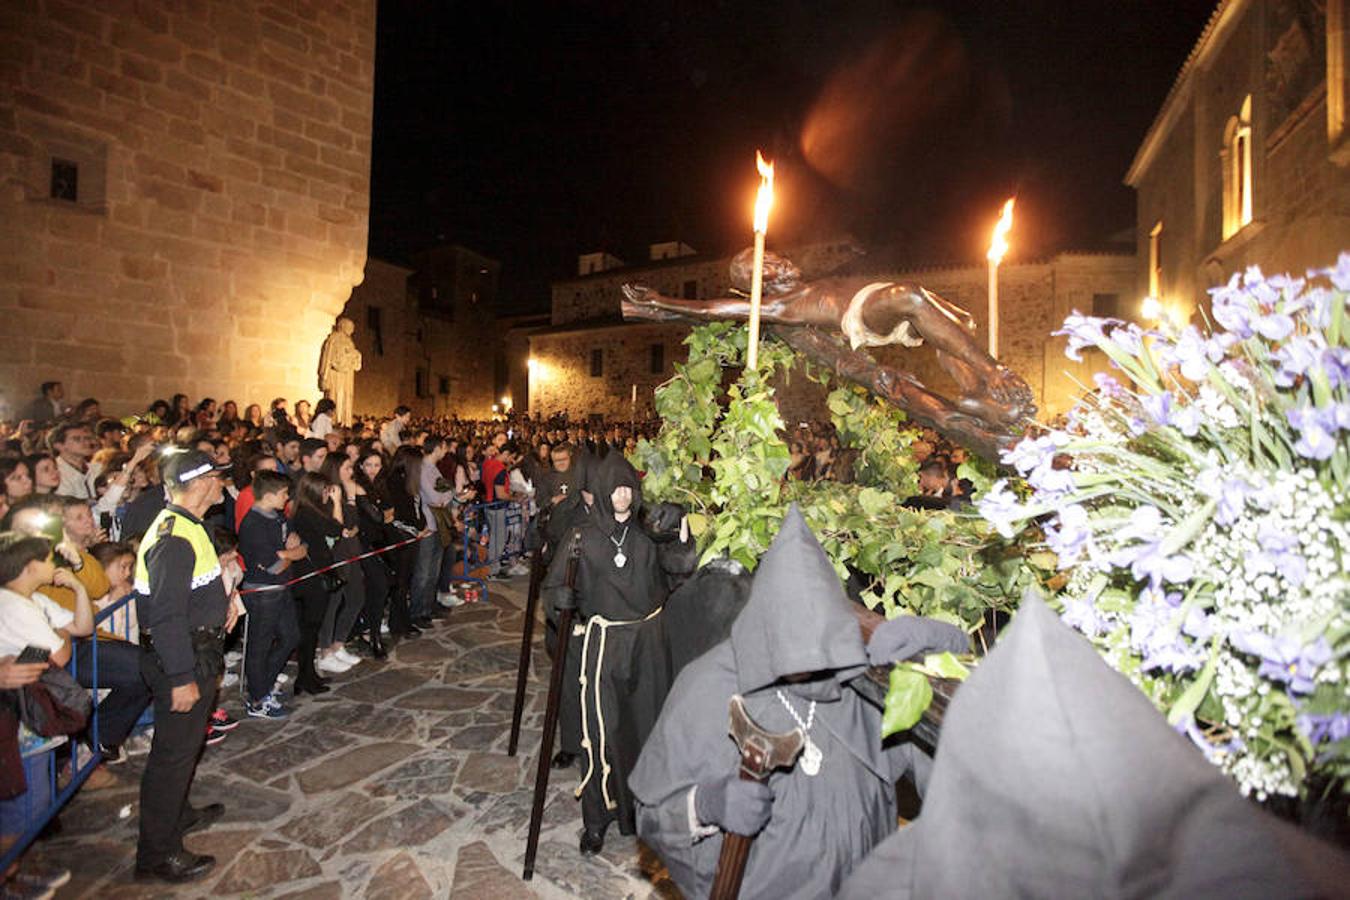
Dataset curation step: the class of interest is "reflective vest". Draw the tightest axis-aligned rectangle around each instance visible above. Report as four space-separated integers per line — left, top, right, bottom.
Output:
133 506 222 595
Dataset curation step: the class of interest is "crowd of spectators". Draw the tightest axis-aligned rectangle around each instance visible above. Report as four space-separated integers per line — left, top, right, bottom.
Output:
0 380 662 897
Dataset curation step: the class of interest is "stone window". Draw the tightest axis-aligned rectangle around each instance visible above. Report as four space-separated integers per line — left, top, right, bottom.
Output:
1221 95 1253 240
27 127 107 213
682 279 698 299
416 367 430 398
438 375 451 395
650 343 664 374
590 348 603 377
367 306 384 355
1092 293 1121 319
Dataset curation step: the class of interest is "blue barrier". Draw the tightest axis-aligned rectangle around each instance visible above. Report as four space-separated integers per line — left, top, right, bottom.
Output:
457 500 529 590
0 591 136 873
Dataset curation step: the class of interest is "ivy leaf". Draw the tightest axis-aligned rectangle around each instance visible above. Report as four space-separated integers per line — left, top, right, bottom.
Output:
920 651 971 681
882 666 933 738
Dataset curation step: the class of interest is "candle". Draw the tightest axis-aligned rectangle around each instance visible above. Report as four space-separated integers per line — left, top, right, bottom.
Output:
746 150 775 370
986 197 1014 359
631 383 637 404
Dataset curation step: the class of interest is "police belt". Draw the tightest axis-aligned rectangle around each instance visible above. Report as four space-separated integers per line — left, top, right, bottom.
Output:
139 626 225 653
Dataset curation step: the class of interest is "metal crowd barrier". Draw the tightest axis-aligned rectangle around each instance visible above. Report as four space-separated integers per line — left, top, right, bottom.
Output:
0 591 136 873
457 500 530 589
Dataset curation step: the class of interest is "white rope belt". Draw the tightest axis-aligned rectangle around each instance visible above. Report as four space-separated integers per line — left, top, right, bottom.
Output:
574 606 663 810
840 281 925 350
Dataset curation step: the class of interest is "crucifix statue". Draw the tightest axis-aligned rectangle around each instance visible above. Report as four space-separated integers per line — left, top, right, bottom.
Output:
621 248 1036 460
317 316 362 426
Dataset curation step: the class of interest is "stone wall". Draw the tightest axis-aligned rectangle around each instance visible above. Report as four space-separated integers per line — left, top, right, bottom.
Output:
339 257 416 418
529 253 1135 425
1129 0 1350 314
0 0 375 417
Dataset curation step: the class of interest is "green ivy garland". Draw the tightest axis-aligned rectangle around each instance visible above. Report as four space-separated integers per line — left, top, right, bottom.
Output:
633 323 1043 632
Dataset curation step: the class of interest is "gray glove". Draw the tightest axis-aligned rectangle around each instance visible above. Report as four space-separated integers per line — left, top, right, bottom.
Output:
867 615 969 666
695 774 774 836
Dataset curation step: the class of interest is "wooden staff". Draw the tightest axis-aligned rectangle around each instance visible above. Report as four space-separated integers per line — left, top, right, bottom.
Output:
708 695 805 900
522 531 583 881
507 544 547 757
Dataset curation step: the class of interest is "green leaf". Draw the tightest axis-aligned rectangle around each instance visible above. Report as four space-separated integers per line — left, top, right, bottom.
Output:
882 666 933 738
1167 636 1221 726
921 651 971 681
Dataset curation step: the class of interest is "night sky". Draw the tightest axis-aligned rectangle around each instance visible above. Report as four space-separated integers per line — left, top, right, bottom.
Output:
369 0 1219 312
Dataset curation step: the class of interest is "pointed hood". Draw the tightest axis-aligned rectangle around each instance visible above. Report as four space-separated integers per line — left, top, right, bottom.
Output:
584 449 643 526
730 504 867 696
838 594 1350 899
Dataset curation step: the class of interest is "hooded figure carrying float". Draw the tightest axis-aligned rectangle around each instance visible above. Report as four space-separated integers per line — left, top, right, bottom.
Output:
629 505 966 899
544 450 698 855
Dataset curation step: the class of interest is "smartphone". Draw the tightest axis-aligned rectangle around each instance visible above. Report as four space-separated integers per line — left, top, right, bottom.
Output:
16 645 50 665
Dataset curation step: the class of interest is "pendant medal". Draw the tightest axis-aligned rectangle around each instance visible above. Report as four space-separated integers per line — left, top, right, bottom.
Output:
613 550 627 568
801 737 822 776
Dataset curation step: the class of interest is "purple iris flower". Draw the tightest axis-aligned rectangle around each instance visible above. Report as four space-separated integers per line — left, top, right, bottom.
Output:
1296 712 1350 746
1056 312 1121 362
1314 252 1350 292
1000 434 1061 476
1129 589 1204 672
1245 527 1308 587
1166 326 1224 381
1210 274 1256 339
1044 504 1092 567
1228 631 1331 694
1196 469 1253 526
1027 458 1075 497
1323 347 1350 388
1273 335 1325 388
976 480 1023 539
1060 594 1109 636
1287 406 1340 460
1093 372 1125 397
1254 310 1295 341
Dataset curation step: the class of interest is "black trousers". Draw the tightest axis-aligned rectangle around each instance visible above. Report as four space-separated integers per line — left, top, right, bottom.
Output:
293 579 330 684
242 587 299 705
137 651 214 865
358 554 390 635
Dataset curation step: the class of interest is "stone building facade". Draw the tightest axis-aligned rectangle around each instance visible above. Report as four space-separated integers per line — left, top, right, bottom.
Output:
1126 0 1350 317
341 245 506 419
0 0 375 417
527 244 1135 422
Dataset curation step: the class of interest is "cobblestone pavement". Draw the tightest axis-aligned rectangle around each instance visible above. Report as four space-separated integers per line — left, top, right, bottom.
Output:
29 575 681 899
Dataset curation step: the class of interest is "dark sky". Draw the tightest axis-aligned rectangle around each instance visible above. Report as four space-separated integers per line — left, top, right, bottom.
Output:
369 0 1218 312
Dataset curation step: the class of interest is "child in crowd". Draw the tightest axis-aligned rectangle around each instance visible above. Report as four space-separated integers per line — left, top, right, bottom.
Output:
236 471 305 720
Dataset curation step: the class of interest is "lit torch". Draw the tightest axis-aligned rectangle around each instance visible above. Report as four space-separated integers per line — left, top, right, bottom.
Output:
986 197 1014 358
746 150 775 370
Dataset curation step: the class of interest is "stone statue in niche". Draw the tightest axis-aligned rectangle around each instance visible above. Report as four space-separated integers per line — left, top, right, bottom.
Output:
318 316 362 425
621 248 1036 461
1265 0 1325 129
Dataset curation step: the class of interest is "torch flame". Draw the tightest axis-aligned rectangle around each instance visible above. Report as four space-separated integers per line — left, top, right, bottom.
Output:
986 197 1015 265
753 150 775 234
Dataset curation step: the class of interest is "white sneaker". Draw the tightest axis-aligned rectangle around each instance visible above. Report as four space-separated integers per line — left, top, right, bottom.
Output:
507 562 531 577
221 671 239 688
437 590 466 609
123 730 154 757
316 654 353 674
380 622 391 635
273 673 290 694
224 651 243 667
334 647 362 666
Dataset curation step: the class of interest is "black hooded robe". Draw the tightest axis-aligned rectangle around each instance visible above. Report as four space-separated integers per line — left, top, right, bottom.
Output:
558 451 696 835
837 596 1350 899
629 505 930 900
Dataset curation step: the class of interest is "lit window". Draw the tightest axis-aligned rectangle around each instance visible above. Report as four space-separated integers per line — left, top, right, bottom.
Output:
1222 95 1253 239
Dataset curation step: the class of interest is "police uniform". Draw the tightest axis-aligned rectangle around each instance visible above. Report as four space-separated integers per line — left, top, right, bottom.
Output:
133 451 229 879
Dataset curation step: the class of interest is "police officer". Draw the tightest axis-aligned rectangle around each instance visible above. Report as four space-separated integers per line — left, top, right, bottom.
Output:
133 448 235 883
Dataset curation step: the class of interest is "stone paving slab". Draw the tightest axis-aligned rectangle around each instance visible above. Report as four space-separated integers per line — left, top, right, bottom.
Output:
27 574 666 898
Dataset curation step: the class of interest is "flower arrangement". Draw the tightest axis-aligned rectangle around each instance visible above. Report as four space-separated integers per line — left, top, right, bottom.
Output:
977 257 1350 800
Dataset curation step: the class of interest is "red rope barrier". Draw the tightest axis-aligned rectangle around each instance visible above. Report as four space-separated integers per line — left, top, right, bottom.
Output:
237 531 433 595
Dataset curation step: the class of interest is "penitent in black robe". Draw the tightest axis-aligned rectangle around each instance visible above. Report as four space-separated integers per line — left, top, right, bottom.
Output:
552 450 696 835
629 505 930 900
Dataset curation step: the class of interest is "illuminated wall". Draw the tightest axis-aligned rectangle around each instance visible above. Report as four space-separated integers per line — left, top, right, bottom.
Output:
0 1 375 417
